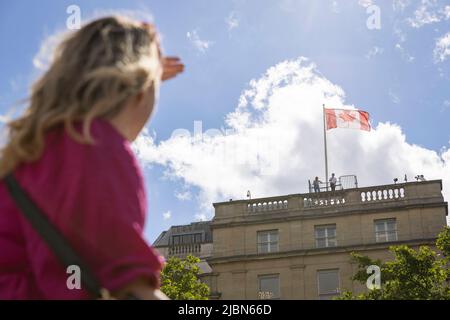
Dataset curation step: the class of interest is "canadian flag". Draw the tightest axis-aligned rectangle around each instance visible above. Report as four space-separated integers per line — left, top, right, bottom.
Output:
325 108 371 131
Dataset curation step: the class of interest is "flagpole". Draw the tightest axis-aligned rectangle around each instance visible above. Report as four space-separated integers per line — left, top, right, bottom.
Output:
323 104 329 192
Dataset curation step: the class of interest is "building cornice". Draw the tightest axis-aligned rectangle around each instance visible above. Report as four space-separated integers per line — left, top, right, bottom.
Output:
211 200 447 229
206 238 437 265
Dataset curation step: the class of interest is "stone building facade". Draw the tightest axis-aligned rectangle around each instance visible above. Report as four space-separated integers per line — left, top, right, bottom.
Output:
205 180 448 299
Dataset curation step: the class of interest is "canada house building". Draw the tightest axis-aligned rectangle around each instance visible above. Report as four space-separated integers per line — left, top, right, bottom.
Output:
153 179 448 300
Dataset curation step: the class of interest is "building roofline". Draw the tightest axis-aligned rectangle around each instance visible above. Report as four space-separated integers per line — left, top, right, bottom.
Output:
168 220 212 229
152 220 213 246
212 179 444 207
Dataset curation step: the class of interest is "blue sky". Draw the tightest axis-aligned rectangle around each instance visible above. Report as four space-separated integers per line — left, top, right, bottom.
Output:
1 0 450 243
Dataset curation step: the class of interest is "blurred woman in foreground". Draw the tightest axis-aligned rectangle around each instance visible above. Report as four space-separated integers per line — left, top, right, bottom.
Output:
0 15 184 299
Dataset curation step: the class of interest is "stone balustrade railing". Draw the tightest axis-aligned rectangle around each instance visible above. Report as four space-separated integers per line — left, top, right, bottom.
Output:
169 243 202 256
247 199 289 213
360 187 405 202
212 180 443 218
303 196 346 208
246 186 406 213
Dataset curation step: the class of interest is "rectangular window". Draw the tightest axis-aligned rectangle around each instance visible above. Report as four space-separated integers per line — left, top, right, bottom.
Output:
317 269 340 300
182 234 192 244
315 225 337 248
172 233 203 245
194 233 202 243
172 235 181 245
258 274 280 299
257 230 279 253
374 219 397 242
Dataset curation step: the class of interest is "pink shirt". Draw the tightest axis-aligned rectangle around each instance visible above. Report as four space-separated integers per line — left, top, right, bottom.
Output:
0 119 163 299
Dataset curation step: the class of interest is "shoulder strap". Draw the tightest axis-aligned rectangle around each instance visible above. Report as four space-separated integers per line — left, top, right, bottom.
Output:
3 173 105 299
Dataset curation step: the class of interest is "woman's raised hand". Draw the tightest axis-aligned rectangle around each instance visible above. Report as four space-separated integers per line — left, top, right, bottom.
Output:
161 56 184 81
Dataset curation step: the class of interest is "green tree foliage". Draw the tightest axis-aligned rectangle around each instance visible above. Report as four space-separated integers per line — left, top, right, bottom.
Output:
160 254 210 300
436 226 450 257
337 226 450 300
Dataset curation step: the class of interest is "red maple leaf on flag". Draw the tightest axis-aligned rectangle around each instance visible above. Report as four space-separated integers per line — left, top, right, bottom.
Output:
339 110 356 123
325 107 371 131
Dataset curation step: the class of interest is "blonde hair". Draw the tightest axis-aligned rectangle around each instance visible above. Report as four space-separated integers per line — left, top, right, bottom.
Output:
0 16 162 177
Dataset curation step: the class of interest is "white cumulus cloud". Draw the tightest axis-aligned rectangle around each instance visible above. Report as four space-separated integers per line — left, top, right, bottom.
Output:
162 210 172 220
444 5 450 19
407 0 450 28
331 1 340 14
388 89 401 104
395 43 415 62
133 57 450 220
358 0 374 8
434 32 450 62
225 12 239 31
186 30 212 53
195 213 208 221
393 0 411 12
175 190 192 201
365 46 384 60
442 100 450 112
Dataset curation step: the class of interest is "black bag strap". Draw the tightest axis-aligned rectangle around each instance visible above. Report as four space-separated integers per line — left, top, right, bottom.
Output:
3 173 106 299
